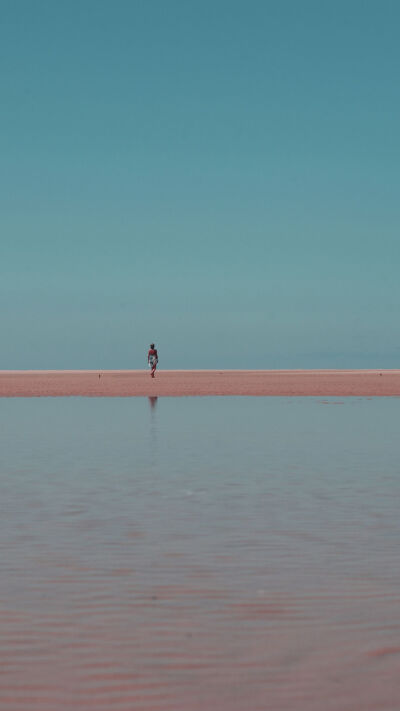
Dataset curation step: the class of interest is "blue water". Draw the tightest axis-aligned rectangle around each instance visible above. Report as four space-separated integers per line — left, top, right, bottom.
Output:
0 397 399 710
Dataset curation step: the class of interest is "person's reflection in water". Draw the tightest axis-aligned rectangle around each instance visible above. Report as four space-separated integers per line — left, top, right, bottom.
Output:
148 396 158 412
148 397 158 468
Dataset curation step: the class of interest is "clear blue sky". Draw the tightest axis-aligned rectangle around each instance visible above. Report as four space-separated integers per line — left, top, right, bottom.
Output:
1 0 399 369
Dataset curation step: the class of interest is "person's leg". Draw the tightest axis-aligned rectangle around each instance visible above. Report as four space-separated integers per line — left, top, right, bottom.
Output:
151 361 157 377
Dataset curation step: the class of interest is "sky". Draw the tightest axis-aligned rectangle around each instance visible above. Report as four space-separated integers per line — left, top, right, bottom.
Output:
1 0 399 369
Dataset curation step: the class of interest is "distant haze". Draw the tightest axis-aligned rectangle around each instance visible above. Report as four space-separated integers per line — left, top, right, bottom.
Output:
2 1 399 369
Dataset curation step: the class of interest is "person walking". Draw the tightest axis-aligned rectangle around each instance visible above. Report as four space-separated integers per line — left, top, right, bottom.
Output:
148 343 158 378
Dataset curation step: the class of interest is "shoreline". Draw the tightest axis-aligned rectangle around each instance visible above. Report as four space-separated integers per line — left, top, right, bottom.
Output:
0 369 399 397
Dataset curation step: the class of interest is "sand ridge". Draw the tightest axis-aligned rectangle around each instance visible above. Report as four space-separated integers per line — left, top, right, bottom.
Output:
0 370 399 397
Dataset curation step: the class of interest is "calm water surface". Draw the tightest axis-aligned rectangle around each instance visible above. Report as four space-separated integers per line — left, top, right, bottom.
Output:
0 397 399 710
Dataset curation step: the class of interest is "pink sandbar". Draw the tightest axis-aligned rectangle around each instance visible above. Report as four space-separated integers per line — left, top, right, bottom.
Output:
0 370 399 397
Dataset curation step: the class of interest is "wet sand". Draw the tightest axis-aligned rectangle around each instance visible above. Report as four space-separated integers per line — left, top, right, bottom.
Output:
1 397 399 710
0 369 399 396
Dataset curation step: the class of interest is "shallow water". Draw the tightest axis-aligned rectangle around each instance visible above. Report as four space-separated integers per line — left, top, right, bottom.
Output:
0 397 399 710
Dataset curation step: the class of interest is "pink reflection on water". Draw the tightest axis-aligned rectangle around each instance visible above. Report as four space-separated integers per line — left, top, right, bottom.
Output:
0 397 399 709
